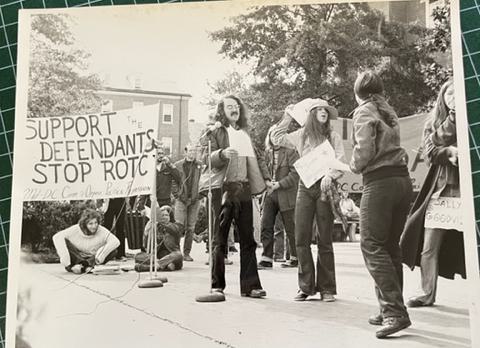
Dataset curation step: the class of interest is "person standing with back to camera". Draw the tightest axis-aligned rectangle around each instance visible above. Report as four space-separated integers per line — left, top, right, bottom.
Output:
401 80 466 308
271 98 345 303
350 70 412 338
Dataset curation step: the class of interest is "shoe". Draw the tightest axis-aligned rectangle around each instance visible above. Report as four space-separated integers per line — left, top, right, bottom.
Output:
294 291 309 301
321 293 336 302
376 316 411 339
241 289 266 298
281 259 298 268
184 254 194 262
212 288 224 294
229 246 238 253
257 261 273 269
406 298 432 308
368 313 383 326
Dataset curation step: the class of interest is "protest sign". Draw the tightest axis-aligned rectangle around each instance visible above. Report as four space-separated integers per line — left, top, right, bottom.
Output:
424 197 463 230
21 104 159 201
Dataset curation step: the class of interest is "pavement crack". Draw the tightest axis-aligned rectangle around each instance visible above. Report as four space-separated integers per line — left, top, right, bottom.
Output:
49 272 236 348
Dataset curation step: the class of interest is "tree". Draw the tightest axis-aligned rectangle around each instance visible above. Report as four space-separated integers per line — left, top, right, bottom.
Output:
416 0 452 109
28 14 102 118
210 3 437 120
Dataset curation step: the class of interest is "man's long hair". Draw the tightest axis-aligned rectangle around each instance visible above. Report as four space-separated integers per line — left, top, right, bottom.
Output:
215 95 249 129
302 107 332 148
78 209 101 235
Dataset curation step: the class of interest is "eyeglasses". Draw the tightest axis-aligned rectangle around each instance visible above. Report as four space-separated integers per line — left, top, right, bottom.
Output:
225 104 240 110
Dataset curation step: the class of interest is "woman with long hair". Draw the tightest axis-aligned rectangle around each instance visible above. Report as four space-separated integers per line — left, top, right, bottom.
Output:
401 80 465 308
271 98 345 302
350 71 412 338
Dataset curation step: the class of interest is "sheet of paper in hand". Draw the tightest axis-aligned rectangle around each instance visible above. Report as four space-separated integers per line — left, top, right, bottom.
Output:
289 98 316 126
226 127 255 157
424 197 463 231
294 141 350 188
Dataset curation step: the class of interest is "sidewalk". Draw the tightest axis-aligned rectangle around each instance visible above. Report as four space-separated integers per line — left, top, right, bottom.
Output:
17 242 471 348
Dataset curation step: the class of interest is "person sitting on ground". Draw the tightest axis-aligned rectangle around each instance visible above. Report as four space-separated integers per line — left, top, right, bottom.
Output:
339 191 360 242
135 205 184 272
52 209 120 274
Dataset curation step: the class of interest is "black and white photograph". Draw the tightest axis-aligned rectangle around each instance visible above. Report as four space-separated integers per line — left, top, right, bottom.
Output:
5 0 480 347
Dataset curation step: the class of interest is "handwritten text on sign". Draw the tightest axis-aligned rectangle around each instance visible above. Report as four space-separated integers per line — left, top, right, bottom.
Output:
424 197 463 231
22 104 159 201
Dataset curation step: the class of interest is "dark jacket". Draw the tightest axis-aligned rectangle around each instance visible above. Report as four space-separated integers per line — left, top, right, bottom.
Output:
173 158 203 203
144 220 184 253
400 115 465 280
156 162 181 202
199 125 271 195
266 147 299 211
350 98 409 175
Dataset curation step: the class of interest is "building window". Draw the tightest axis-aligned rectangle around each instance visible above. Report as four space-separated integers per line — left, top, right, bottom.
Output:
161 137 173 156
133 101 144 109
101 99 113 112
163 103 174 124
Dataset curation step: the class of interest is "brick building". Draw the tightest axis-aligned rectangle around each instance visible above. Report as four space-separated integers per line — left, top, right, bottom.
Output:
97 87 192 161
370 0 447 28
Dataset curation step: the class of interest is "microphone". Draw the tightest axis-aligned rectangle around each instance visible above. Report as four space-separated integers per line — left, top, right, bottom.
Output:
201 121 222 138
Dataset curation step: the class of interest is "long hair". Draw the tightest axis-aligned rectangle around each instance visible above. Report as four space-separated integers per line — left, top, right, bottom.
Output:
430 79 453 130
78 209 101 235
214 95 249 129
354 70 398 128
302 107 332 148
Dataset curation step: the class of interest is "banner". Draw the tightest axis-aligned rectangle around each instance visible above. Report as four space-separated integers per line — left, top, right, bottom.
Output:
331 113 430 192
424 197 463 230
22 104 159 201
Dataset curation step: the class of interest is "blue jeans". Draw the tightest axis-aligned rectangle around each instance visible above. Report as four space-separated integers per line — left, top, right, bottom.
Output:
295 181 336 295
360 175 412 318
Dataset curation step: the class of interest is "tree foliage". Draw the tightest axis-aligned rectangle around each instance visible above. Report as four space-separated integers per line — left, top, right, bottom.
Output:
209 3 447 148
28 14 101 118
416 0 452 105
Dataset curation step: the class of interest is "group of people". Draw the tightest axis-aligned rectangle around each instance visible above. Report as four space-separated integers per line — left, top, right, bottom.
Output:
51 70 465 339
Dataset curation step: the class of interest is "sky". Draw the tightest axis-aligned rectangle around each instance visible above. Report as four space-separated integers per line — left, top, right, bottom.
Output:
66 2 257 123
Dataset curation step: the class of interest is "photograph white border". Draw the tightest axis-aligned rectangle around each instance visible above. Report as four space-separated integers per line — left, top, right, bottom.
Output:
6 0 480 346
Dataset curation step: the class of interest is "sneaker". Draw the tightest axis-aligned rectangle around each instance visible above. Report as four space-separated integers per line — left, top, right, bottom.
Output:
241 289 266 298
368 313 383 326
183 254 194 262
376 316 411 339
257 261 273 269
294 291 309 301
229 246 238 253
406 298 432 308
321 293 336 302
281 259 298 268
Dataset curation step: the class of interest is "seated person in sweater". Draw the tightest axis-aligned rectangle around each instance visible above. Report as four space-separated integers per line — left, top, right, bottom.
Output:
135 205 184 272
52 209 120 274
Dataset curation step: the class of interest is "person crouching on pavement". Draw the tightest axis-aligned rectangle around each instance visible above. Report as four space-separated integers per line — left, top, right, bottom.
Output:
270 99 346 303
174 143 203 262
135 205 184 272
53 209 120 274
199 95 272 299
258 123 300 269
350 70 412 338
